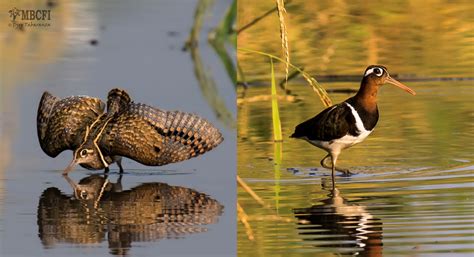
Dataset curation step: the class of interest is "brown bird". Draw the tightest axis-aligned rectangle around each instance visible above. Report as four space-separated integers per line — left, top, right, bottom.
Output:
291 65 416 183
38 175 223 252
37 88 223 175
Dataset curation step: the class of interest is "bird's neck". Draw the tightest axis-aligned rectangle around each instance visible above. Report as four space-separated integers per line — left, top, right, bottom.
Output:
354 78 379 113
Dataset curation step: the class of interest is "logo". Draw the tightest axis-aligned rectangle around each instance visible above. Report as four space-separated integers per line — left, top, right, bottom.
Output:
8 7 52 30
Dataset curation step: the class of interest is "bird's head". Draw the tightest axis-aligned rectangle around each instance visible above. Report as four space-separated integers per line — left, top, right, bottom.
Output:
75 175 110 200
62 174 111 202
363 65 416 95
63 145 103 174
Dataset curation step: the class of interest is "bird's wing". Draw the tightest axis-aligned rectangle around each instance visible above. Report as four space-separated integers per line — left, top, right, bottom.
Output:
291 102 356 141
37 91 105 157
100 103 223 166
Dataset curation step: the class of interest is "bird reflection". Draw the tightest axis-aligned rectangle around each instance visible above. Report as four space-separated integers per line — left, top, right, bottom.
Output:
293 181 383 256
37 174 223 255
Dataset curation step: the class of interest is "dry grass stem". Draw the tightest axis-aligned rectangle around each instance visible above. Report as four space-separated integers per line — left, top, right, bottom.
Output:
276 0 289 86
237 202 255 240
237 175 270 208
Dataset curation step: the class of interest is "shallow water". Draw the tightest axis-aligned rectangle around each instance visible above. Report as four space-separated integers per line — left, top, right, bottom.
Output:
0 0 235 256
237 1 473 255
237 81 474 256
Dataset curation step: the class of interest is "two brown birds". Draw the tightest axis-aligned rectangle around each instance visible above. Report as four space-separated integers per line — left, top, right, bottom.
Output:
37 88 223 174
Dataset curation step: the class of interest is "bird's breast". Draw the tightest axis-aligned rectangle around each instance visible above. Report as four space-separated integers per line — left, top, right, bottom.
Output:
305 129 373 153
79 162 106 170
344 102 374 136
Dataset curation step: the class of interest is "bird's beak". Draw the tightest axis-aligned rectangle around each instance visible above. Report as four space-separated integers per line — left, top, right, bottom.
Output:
62 173 78 190
63 159 78 175
386 76 416 95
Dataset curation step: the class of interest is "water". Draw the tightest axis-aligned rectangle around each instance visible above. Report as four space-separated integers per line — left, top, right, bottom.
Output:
237 0 474 256
237 82 474 257
0 0 236 256
238 0 474 79
38 175 224 255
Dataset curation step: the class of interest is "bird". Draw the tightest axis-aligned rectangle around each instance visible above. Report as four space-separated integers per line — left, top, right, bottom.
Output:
293 185 383 255
37 88 224 175
38 175 223 251
290 65 415 184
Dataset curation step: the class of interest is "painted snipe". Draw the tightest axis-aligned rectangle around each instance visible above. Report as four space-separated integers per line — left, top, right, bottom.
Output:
291 65 416 182
37 88 223 175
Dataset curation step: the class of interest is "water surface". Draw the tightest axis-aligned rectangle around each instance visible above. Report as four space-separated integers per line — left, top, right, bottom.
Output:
237 81 474 257
0 0 236 256
237 1 473 255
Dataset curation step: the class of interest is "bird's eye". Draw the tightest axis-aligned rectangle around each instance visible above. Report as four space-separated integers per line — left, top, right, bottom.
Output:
80 149 88 157
80 190 88 199
374 68 382 76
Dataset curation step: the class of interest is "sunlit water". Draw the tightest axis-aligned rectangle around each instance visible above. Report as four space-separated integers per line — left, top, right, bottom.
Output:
237 0 473 255
238 79 474 256
237 82 474 257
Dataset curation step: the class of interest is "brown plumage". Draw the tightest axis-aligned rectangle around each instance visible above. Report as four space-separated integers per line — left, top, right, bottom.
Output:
37 92 105 157
37 88 224 174
38 175 223 249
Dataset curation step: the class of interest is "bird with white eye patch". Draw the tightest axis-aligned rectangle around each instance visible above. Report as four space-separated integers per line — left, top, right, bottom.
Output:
291 65 416 187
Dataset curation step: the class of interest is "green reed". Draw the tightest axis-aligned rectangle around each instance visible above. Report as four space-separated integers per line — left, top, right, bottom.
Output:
270 58 283 142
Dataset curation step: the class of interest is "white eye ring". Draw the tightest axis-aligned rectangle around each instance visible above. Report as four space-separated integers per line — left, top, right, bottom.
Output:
364 67 384 77
80 149 88 157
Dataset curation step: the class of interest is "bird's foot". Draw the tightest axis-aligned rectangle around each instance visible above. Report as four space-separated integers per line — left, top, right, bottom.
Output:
321 162 354 177
336 167 354 177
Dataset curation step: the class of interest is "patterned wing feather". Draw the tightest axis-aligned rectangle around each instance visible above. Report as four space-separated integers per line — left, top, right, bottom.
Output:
37 91 105 157
291 102 357 141
100 103 223 166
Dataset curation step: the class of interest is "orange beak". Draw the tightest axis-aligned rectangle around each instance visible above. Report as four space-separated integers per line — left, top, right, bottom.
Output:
386 76 416 95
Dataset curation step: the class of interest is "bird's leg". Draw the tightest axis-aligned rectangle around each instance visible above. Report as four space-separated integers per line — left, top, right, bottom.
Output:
330 153 338 190
113 174 123 193
337 166 353 177
116 157 124 174
320 154 332 169
320 153 353 176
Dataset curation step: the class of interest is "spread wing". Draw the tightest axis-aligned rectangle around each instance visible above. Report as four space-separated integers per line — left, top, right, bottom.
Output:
100 103 223 166
291 102 357 141
37 91 105 157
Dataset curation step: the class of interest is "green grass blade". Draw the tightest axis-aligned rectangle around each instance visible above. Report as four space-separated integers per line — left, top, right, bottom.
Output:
270 58 283 142
273 141 282 212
